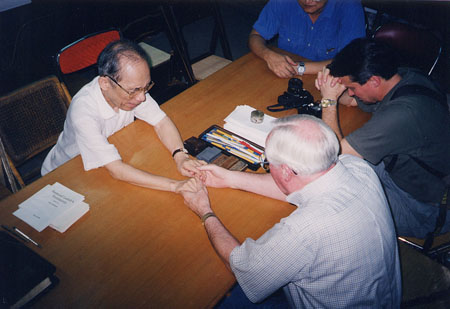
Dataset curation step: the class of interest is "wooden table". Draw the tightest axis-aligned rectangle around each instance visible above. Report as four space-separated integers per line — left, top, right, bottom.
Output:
0 52 370 308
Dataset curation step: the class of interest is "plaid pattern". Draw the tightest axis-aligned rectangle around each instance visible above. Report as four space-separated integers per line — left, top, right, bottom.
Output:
230 155 401 308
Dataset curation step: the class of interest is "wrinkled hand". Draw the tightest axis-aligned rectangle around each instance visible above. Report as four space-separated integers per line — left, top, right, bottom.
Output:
198 164 233 188
315 67 346 101
180 178 212 218
266 52 298 78
175 154 207 177
174 177 203 194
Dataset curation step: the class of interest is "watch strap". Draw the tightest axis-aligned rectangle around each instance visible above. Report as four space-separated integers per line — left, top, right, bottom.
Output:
172 148 188 158
201 212 216 225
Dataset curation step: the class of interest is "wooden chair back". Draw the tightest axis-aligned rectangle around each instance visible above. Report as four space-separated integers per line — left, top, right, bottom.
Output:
0 76 71 191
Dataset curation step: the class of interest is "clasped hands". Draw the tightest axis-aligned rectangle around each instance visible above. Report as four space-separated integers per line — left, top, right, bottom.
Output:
177 164 231 219
315 67 346 101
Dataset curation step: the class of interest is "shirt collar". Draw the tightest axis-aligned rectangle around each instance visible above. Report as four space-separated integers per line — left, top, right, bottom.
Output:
285 159 347 207
296 0 335 21
320 0 336 19
93 76 119 120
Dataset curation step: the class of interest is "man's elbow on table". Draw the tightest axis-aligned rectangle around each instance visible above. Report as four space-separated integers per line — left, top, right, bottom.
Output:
104 160 129 180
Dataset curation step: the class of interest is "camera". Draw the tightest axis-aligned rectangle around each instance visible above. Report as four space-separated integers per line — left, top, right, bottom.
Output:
267 78 322 118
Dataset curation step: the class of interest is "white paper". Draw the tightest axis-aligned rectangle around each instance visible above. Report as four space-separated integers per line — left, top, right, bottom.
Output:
224 105 277 147
14 182 85 232
13 207 51 232
50 202 90 233
19 182 84 209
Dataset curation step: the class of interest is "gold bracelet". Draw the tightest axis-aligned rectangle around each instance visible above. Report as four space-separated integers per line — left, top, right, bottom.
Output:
201 212 216 226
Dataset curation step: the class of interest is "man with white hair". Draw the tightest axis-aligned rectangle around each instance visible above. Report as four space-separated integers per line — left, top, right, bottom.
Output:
182 115 401 307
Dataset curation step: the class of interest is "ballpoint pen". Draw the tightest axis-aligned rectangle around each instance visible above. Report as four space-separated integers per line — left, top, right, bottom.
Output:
13 226 42 248
1 224 29 243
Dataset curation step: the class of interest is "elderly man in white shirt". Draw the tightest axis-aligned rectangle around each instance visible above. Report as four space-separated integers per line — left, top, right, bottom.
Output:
42 40 203 193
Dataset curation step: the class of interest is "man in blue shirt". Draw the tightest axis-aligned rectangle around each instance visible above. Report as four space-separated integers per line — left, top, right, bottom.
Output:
249 0 366 78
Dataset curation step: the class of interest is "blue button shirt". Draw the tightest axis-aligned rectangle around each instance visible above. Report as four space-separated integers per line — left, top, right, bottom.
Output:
253 0 366 61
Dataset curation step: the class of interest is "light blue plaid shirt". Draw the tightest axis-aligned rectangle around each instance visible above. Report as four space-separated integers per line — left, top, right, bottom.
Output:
230 155 401 308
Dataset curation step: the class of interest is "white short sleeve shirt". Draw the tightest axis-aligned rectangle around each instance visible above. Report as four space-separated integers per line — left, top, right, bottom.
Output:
41 77 166 175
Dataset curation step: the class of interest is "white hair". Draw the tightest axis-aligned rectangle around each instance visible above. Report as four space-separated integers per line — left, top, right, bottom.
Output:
265 115 339 175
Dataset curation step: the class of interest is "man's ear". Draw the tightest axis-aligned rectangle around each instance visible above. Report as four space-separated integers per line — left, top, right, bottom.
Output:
281 164 295 182
98 76 110 91
367 75 382 88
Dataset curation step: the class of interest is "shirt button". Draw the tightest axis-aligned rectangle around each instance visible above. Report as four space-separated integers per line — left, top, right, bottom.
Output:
307 43 311 47
311 26 314 30
287 38 291 42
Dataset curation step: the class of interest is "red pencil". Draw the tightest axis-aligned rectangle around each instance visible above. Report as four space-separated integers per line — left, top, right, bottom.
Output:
239 141 262 155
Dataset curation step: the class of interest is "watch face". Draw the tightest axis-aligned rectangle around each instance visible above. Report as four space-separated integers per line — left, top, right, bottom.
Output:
321 99 337 107
297 64 305 74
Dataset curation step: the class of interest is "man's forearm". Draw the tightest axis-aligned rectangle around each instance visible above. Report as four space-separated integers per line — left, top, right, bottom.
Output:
229 171 285 201
203 216 240 270
321 105 343 140
304 60 331 75
154 116 185 155
249 30 274 62
105 160 180 192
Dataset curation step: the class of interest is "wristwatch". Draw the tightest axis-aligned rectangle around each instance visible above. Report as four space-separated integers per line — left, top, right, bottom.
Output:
296 62 305 76
172 147 188 158
320 98 337 108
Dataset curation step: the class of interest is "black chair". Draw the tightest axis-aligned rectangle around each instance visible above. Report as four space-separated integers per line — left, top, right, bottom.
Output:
373 22 442 76
122 5 191 102
168 0 233 80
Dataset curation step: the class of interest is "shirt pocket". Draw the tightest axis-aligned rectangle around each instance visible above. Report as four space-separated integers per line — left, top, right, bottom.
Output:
318 24 339 58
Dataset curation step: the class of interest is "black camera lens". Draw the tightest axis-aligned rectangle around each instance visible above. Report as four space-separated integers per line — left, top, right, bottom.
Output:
287 78 304 96
269 78 320 118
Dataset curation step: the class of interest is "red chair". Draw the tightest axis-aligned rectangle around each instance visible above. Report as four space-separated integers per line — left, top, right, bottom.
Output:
56 29 121 95
373 22 442 76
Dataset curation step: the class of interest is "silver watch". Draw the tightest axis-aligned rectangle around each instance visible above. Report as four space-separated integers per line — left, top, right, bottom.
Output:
296 62 305 76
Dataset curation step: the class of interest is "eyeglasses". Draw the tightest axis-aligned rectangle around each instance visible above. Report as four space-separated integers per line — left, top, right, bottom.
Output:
106 75 155 98
259 152 270 172
259 152 298 175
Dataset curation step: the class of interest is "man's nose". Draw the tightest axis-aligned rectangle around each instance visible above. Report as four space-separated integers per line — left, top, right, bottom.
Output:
136 91 146 102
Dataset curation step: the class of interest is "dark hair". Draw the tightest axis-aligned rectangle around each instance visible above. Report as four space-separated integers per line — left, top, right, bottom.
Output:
97 39 149 81
327 38 400 84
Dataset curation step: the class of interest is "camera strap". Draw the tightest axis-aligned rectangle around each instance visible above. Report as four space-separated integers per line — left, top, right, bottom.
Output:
267 92 309 111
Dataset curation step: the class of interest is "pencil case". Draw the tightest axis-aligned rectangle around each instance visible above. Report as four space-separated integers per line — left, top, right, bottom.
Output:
196 125 265 171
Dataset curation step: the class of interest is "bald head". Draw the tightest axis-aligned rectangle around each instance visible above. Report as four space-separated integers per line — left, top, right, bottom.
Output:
265 115 339 175
98 39 150 82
